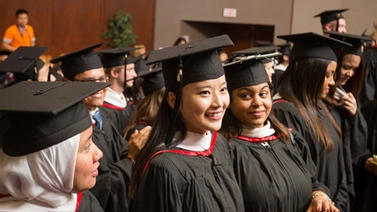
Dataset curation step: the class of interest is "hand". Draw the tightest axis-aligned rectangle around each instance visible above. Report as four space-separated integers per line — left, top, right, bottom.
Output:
340 93 357 116
365 158 377 176
127 126 152 162
306 191 339 212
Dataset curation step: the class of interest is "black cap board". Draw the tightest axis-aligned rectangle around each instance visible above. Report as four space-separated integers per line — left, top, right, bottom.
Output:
224 56 270 93
256 40 274 47
277 43 291 55
147 34 234 89
325 31 372 56
133 54 150 74
277 32 352 61
0 50 11 56
0 46 48 80
50 42 103 81
232 46 281 64
314 9 349 25
140 67 164 96
97 47 138 68
0 81 110 156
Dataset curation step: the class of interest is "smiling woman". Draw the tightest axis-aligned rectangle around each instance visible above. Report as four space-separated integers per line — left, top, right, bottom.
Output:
129 35 245 212
220 56 338 212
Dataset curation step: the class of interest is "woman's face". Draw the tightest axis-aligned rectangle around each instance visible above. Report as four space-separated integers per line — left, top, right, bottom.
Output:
338 54 361 86
179 75 229 134
73 127 103 193
319 61 337 99
263 61 275 83
230 83 271 129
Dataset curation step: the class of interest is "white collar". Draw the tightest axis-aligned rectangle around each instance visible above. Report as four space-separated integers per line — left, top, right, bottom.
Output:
241 121 276 138
175 131 212 151
104 88 127 108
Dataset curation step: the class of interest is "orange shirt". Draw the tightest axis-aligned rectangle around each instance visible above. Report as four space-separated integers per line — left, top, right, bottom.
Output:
3 24 35 48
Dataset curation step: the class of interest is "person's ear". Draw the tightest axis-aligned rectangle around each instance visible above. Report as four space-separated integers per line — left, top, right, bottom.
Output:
324 23 332 31
167 92 176 109
110 68 118 78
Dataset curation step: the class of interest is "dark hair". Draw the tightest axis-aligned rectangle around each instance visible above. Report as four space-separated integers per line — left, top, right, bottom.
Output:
363 48 377 100
173 37 187 46
16 9 28 17
123 87 165 136
277 57 341 151
129 87 187 199
337 53 365 97
220 82 290 141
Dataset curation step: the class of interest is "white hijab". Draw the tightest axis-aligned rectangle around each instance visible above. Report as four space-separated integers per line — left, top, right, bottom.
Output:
0 134 80 211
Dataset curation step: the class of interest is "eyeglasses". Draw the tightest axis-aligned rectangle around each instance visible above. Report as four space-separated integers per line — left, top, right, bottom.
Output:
73 75 108 82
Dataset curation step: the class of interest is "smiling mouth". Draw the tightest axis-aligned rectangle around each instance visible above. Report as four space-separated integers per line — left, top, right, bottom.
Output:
206 112 222 118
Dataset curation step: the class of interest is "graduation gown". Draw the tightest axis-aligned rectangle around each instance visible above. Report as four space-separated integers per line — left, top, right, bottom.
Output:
102 102 134 135
352 100 377 212
232 130 330 212
90 107 133 212
132 132 245 212
78 191 104 212
272 100 350 211
124 122 148 141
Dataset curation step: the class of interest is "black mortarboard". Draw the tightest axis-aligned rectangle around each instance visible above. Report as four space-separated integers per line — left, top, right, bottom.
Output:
256 40 274 47
0 46 48 81
0 81 110 156
314 9 349 25
325 31 372 56
232 46 280 64
224 56 270 93
277 32 352 61
133 54 150 73
277 43 291 55
139 67 164 96
146 34 234 89
0 50 11 56
97 47 137 68
50 43 103 81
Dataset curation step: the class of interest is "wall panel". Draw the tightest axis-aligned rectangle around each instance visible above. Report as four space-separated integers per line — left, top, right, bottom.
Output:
0 0 155 58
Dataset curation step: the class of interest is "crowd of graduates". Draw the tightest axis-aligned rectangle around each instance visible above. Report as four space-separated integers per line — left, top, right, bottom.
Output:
0 7 377 212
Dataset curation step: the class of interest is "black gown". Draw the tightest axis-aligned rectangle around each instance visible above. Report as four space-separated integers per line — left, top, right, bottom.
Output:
89 107 133 212
353 100 377 212
78 191 104 212
102 101 135 135
231 130 330 212
272 100 350 211
132 132 245 212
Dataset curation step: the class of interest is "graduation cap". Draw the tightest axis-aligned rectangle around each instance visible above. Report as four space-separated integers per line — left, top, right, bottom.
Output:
0 81 110 156
314 9 349 25
146 34 234 89
277 43 291 55
129 67 165 96
0 50 11 56
146 34 233 146
256 40 274 47
0 46 48 81
50 42 103 81
97 47 138 69
232 46 281 64
277 32 352 61
325 31 372 56
224 55 271 93
133 54 150 74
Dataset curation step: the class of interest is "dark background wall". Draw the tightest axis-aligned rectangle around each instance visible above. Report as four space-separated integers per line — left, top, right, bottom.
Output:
0 0 155 58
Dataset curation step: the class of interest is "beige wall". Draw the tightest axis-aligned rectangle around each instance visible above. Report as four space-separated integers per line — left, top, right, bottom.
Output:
154 0 294 49
154 0 376 50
